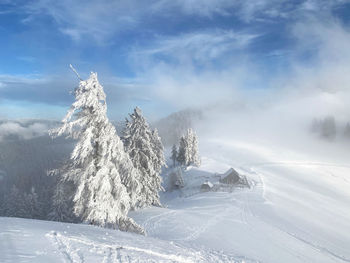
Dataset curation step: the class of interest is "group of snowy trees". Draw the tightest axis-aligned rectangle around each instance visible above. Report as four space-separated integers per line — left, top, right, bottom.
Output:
0 186 42 219
0 70 201 234
171 128 200 167
122 108 165 208
48 71 165 234
310 116 350 140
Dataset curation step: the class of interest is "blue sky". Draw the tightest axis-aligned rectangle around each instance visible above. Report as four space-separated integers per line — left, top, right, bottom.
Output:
1 0 350 120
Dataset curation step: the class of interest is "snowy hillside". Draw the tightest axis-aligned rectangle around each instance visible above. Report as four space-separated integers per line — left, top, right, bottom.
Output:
131 160 350 262
0 216 237 263
1 135 350 263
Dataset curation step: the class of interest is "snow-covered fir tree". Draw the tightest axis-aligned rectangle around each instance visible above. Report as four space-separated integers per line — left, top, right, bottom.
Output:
191 130 201 167
48 177 76 223
5 186 28 218
50 71 144 234
177 136 188 166
177 128 200 167
151 128 167 175
25 187 42 219
122 107 165 208
171 144 178 167
1 185 44 219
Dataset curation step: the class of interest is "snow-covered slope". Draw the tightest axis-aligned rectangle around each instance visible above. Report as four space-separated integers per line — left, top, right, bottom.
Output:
131 136 350 263
132 161 350 263
1 135 350 263
0 217 237 263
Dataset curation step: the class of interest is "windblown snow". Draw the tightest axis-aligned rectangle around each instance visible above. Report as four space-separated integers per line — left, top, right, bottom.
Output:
1 135 350 263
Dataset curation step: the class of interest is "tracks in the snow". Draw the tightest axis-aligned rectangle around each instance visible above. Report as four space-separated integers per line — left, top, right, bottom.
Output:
46 230 238 263
47 231 85 263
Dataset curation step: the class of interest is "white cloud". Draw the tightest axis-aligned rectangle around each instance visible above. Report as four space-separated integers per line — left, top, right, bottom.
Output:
124 15 350 122
151 0 235 17
0 121 49 142
143 30 256 56
20 0 350 43
0 74 46 85
300 0 350 12
122 30 263 110
23 0 141 43
130 30 259 69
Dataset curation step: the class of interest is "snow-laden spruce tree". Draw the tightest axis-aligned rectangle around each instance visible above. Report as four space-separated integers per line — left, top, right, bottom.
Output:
177 136 188 166
48 177 76 223
191 129 201 166
4 186 28 218
177 128 200 167
25 187 42 219
50 71 144 234
151 128 166 175
171 144 178 167
122 107 165 208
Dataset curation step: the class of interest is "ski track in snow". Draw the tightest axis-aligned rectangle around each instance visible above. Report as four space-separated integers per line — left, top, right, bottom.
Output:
282 230 350 263
46 230 238 263
47 231 85 263
142 210 178 232
179 194 240 242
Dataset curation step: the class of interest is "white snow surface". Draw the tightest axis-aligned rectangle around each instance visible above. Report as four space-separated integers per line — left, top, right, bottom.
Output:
1 136 350 262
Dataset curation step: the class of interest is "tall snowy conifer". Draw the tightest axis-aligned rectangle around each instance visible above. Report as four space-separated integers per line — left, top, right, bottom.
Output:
151 128 166 174
177 136 189 166
25 187 42 219
48 178 76 223
5 186 27 218
177 128 200 167
171 144 178 167
122 107 165 208
191 129 201 167
51 71 143 234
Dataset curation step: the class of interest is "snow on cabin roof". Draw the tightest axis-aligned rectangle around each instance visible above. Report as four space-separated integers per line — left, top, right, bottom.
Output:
223 168 239 177
202 181 213 188
220 168 241 185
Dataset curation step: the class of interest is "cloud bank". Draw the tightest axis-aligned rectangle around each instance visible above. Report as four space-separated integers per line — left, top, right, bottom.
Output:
0 120 50 142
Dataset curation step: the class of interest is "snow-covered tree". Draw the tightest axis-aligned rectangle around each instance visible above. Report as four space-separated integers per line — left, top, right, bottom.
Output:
1 185 44 219
5 186 27 218
50 71 143 234
171 144 178 167
25 187 42 219
191 130 201 167
48 177 76 222
169 167 184 190
177 128 200 167
122 107 165 208
177 136 188 166
151 128 166 174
